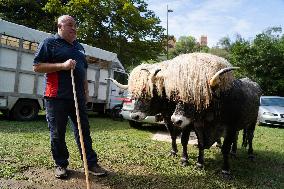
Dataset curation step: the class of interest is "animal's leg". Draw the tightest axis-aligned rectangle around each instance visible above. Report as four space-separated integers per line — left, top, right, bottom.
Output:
196 147 204 168
194 121 205 168
216 138 222 148
242 128 248 147
230 131 239 158
165 121 179 157
247 125 255 160
221 130 235 176
180 125 191 166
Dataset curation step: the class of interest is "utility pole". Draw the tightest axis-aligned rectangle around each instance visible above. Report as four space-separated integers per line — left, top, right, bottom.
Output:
167 4 173 60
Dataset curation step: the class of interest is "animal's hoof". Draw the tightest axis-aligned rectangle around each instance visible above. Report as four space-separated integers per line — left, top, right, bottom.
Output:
248 154 255 161
196 162 204 169
193 144 198 148
221 170 233 179
168 151 178 157
181 158 189 167
216 144 222 149
230 152 237 159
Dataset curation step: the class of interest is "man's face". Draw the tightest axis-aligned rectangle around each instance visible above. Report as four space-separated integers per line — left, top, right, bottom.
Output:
58 17 77 43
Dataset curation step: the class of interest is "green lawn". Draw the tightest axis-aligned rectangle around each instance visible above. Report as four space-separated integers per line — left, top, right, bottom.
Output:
0 114 283 189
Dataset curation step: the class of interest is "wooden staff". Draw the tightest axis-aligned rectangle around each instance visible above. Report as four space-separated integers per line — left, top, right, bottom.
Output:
71 69 90 189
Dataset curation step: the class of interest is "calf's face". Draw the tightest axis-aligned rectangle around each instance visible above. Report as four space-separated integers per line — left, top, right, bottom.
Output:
171 102 195 128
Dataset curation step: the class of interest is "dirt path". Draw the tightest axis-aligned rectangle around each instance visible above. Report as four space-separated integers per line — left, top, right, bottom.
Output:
0 167 113 189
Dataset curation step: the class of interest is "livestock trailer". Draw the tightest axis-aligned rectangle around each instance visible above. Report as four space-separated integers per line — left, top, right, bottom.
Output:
0 19 127 120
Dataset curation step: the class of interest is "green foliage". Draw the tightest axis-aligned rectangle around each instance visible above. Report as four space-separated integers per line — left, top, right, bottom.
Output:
229 27 284 95
216 36 231 51
44 0 165 69
0 115 283 188
0 0 165 69
169 36 201 59
0 0 57 32
209 47 230 60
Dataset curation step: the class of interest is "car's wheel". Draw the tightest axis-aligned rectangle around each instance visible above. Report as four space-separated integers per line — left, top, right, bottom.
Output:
128 120 143 128
12 100 39 121
111 104 123 121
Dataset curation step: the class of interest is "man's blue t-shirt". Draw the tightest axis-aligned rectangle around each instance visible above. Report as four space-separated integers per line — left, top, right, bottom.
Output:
34 34 88 100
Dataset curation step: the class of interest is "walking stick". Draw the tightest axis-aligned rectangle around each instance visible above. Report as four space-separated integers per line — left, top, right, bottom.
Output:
71 69 90 189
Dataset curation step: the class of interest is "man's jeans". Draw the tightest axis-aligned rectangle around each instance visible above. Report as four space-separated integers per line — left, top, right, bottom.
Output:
45 98 97 168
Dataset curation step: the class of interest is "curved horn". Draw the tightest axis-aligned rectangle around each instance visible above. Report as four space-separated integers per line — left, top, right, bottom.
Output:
153 69 161 76
209 67 240 87
105 78 128 90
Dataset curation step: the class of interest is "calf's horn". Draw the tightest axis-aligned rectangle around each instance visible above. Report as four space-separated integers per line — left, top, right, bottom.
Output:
105 78 128 90
209 67 239 87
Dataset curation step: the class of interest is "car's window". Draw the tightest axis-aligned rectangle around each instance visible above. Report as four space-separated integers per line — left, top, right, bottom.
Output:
260 97 284 107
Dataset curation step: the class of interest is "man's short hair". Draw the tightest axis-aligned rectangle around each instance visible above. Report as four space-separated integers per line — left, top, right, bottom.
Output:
57 15 74 28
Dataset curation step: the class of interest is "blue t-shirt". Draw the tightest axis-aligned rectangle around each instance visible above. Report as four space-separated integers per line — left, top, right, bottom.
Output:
34 34 88 100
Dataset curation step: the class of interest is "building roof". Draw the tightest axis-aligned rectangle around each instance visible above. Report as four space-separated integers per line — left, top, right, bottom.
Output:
0 19 124 71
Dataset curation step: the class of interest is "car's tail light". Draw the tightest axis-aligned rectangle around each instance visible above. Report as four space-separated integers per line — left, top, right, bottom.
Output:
122 98 133 104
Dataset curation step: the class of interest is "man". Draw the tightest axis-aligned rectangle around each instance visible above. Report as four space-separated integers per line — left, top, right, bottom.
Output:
33 15 107 178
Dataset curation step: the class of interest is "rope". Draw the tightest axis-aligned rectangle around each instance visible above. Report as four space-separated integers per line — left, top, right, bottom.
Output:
71 69 90 189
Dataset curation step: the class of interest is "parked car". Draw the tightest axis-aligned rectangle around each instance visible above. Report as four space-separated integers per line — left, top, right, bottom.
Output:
258 96 284 126
120 94 164 127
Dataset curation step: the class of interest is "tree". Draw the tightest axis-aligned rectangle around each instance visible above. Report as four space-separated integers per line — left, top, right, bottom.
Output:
0 0 165 70
169 36 200 59
0 0 57 32
229 27 284 96
216 36 231 51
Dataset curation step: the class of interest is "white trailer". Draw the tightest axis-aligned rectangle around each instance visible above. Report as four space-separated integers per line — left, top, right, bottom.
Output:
0 19 128 121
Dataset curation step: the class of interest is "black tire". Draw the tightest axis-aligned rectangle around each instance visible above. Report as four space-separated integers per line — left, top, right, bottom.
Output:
111 104 123 121
12 100 39 121
128 120 143 128
1 109 12 120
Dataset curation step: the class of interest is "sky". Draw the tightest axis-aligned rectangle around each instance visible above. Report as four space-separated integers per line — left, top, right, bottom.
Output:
147 0 284 47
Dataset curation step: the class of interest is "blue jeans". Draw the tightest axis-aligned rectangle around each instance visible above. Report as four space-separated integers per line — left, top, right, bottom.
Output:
45 98 97 168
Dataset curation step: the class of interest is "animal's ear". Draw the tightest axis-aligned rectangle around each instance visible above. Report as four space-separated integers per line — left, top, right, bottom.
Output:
140 68 150 74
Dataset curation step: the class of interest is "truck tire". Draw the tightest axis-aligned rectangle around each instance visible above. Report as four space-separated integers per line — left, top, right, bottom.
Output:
1 110 11 120
128 120 143 128
12 100 39 121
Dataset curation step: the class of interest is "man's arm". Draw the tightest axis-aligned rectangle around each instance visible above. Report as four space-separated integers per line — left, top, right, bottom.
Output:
33 59 76 73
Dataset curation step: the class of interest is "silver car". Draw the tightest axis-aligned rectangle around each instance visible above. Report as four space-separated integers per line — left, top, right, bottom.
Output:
258 96 284 126
120 94 164 127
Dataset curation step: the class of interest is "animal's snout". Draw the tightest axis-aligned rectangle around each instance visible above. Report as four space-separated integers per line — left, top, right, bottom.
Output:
171 115 191 128
130 112 147 121
131 114 140 120
175 120 183 126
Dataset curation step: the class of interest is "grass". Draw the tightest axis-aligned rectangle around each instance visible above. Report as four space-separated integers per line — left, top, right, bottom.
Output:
0 114 283 189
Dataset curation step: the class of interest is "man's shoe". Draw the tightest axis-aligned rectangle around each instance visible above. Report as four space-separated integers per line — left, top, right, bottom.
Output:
88 164 108 176
55 166 68 178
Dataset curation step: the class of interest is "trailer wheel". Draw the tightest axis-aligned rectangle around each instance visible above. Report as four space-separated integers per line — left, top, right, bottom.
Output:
12 100 39 121
111 104 123 121
128 120 143 128
1 110 11 119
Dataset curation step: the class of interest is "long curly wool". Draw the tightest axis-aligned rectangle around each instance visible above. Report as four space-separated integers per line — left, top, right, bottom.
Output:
128 53 236 110
163 53 235 110
128 61 170 99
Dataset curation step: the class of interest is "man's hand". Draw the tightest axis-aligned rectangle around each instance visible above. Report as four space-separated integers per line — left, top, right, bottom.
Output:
85 90 92 103
61 59 76 70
